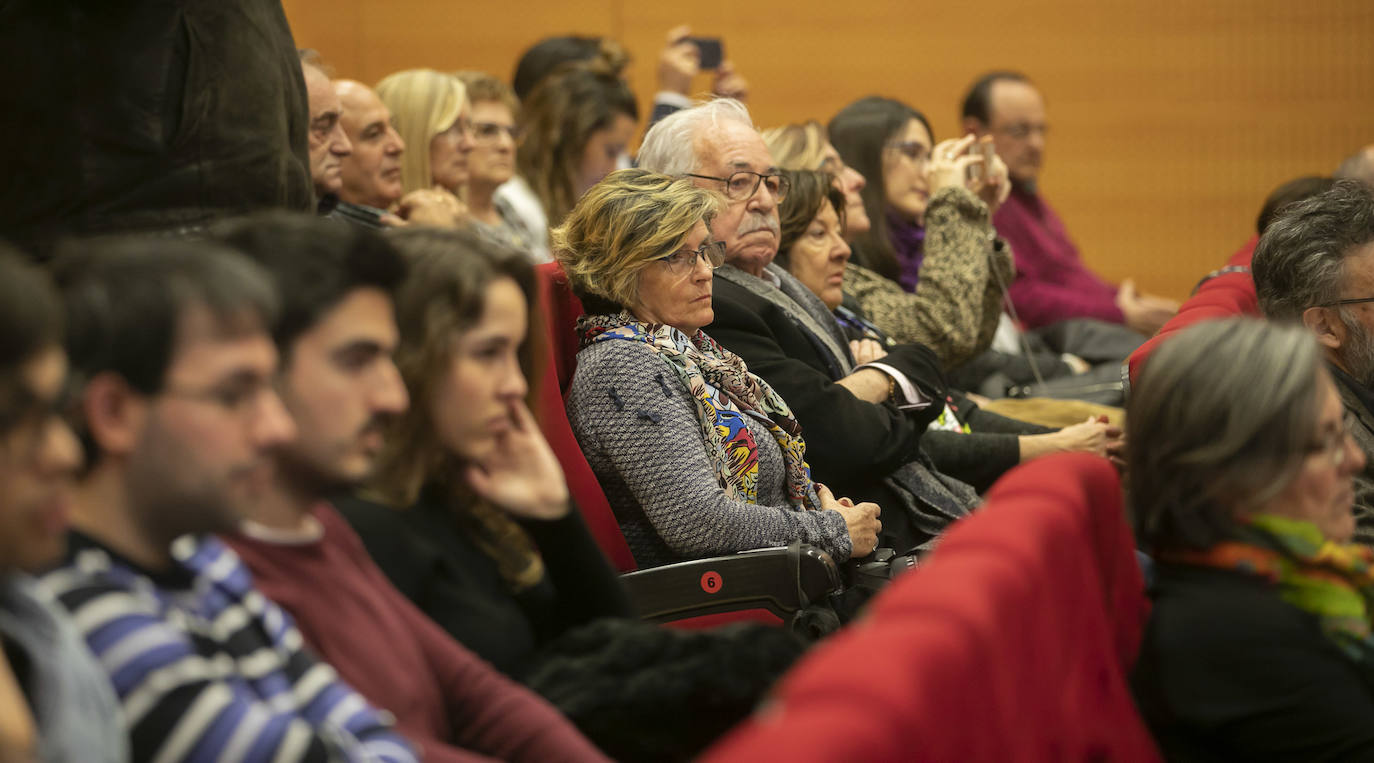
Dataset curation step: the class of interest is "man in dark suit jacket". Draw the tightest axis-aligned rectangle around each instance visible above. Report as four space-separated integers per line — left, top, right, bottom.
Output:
637 98 977 554
1253 179 1374 546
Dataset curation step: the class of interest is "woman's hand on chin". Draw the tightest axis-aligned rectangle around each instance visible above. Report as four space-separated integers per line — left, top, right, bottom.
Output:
465 400 571 520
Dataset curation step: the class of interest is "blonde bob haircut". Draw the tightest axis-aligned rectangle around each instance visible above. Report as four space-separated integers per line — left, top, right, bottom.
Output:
553 168 722 310
761 121 830 171
375 69 467 195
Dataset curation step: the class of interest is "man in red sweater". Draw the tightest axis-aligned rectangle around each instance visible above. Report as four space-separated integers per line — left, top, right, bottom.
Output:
961 71 1178 334
207 213 609 762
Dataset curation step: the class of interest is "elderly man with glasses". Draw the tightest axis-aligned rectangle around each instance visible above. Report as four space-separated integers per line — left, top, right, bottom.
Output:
636 99 979 558
1253 179 1374 547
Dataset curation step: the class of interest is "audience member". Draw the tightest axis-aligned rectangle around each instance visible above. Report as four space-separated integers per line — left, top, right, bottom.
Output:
1337 144 1374 187
762 120 871 235
557 168 880 568
1253 179 1374 546
210 213 611 762
652 26 750 123
518 63 639 228
335 226 630 677
822 99 1012 367
511 36 629 102
299 51 352 207
1130 317 1374 760
1 0 312 256
375 69 473 220
639 99 975 550
961 71 1179 333
0 249 124 763
334 79 409 227
46 238 417 762
776 169 1121 491
454 71 542 254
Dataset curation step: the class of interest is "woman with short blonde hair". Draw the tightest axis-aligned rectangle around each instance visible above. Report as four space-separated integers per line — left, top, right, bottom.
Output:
557 168 881 571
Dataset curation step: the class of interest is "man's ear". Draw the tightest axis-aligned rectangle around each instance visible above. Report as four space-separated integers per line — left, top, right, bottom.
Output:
80 372 146 459
962 117 986 137
1302 305 1345 351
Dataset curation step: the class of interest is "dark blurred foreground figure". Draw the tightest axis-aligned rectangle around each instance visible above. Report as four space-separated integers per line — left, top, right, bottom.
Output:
0 248 125 762
525 620 808 763
1131 318 1374 760
0 1 312 256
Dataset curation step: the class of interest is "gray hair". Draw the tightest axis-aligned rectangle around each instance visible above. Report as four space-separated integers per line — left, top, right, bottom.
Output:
636 97 754 177
1128 317 1323 553
1253 179 1374 320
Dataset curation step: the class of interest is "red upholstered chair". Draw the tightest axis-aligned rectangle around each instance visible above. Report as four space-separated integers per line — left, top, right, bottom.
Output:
1126 235 1260 387
701 453 1160 762
530 262 842 631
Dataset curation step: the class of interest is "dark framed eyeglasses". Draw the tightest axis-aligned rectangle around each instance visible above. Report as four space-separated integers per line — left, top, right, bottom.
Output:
686 171 790 202
472 121 522 143
1319 297 1374 308
658 239 727 275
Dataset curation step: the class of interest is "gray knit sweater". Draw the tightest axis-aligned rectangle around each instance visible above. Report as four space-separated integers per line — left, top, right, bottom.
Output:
566 337 852 569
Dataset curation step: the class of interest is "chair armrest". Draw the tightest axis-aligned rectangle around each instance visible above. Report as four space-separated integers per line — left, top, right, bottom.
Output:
620 542 842 624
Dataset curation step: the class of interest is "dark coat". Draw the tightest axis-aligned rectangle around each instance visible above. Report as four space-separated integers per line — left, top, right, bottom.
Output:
0 0 313 254
1133 563 1374 762
707 267 975 552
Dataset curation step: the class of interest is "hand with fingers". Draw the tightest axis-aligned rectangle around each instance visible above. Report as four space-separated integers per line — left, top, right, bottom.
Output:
395 187 468 227
925 135 984 197
465 400 571 520
849 338 888 365
817 482 881 558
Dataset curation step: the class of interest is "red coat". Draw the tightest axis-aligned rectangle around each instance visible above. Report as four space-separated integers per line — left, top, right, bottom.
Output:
1126 235 1260 386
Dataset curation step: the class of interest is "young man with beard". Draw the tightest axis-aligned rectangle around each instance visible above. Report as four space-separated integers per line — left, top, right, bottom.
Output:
45 238 418 761
1253 180 1374 546
210 213 609 763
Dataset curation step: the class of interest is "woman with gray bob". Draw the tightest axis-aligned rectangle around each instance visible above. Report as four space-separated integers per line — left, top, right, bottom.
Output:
556 168 880 570
1130 317 1374 760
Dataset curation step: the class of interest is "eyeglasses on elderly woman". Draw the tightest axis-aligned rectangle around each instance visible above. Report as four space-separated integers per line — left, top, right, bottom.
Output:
657 239 726 276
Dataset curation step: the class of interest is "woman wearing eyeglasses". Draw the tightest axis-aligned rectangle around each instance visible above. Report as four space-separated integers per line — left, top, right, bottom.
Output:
453 72 543 258
557 168 880 570
1130 317 1374 760
764 117 1008 371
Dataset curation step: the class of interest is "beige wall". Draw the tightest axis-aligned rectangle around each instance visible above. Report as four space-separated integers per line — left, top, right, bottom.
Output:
283 0 1374 300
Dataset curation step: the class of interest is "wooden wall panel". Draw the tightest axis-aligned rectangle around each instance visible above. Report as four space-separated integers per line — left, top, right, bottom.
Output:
283 0 1374 301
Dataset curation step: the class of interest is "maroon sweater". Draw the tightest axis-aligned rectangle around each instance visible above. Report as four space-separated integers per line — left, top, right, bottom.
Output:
993 184 1125 328
225 503 609 763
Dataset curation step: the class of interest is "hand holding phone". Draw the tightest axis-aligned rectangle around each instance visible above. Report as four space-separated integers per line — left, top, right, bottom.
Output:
687 37 724 70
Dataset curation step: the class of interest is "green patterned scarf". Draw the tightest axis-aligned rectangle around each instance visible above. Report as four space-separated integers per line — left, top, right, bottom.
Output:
1168 514 1374 662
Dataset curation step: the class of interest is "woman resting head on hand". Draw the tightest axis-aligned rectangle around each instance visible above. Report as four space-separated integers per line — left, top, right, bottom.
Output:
374 227 567 587
554 168 880 568
1131 317 1374 761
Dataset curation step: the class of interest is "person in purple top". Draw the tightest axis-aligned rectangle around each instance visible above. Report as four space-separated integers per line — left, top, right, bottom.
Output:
961 71 1178 334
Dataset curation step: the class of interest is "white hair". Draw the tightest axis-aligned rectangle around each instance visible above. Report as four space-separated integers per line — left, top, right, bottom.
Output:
636 97 754 177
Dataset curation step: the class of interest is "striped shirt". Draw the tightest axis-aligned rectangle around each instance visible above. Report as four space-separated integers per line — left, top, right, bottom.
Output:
41 532 418 763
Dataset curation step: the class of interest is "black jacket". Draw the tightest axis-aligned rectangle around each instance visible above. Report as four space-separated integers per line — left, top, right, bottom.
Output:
707 270 975 551
334 493 631 679
0 0 312 255
1133 563 1374 762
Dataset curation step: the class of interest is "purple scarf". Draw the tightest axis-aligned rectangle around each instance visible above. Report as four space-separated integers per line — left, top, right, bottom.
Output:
886 208 926 293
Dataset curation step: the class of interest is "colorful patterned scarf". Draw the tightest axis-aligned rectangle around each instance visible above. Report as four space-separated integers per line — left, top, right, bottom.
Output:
577 311 818 510
1166 514 1374 662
